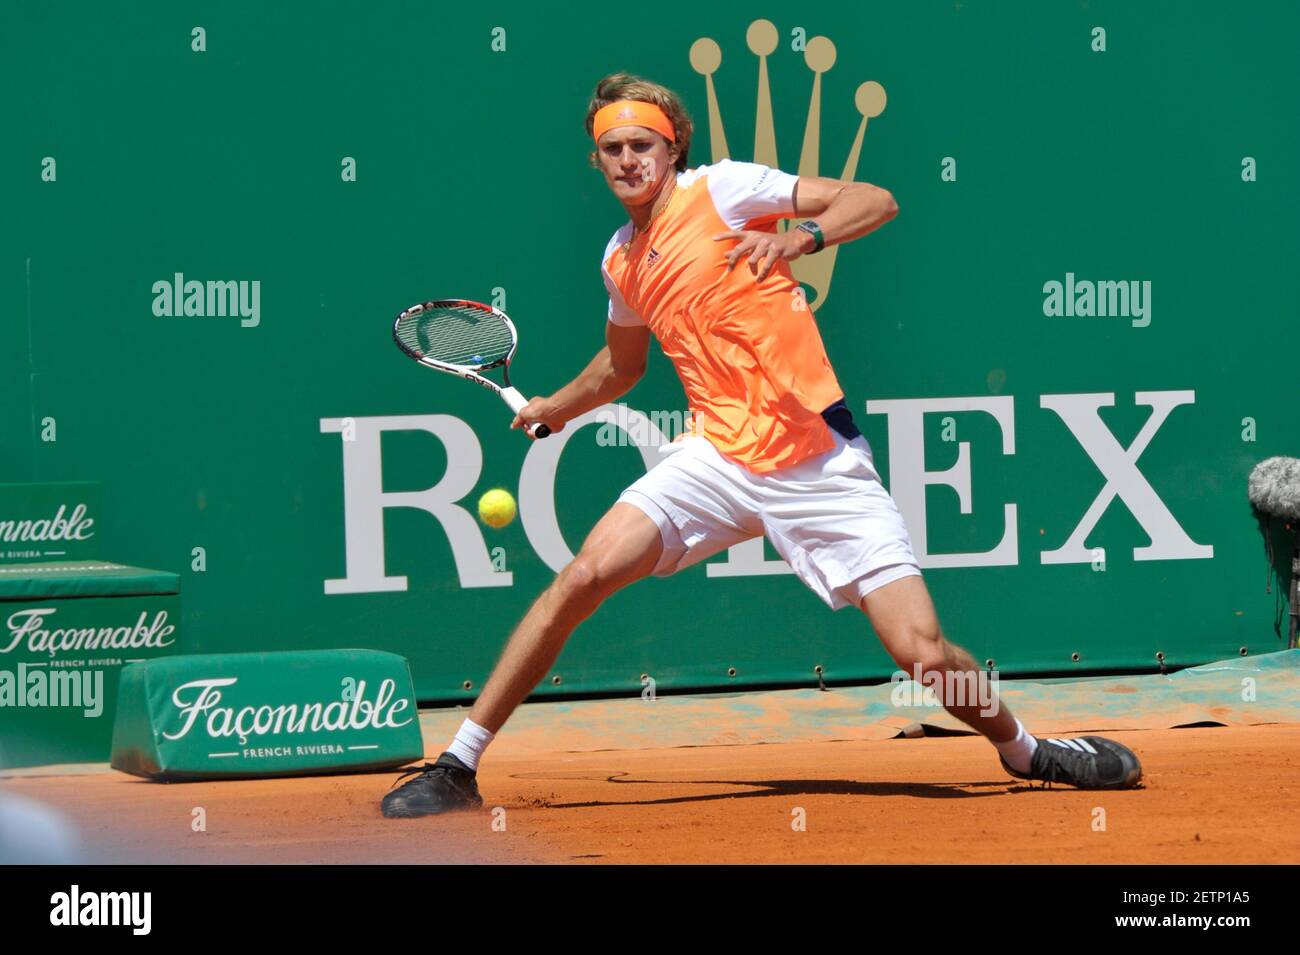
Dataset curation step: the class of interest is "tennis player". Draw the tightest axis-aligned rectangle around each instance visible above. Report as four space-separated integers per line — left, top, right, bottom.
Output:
381 73 1142 817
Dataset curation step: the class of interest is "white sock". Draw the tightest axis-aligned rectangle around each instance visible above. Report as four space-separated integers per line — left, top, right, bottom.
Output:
993 719 1038 773
446 718 494 772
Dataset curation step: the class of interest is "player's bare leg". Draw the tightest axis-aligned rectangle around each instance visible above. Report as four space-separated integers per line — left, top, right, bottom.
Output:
468 502 664 732
859 574 1142 788
859 574 1019 742
382 502 664 816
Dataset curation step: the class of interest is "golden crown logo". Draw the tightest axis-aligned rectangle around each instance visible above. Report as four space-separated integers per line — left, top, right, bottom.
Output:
690 19 887 312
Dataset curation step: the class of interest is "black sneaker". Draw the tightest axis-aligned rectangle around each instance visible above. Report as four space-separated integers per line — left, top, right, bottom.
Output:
1000 736 1143 790
381 752 484 818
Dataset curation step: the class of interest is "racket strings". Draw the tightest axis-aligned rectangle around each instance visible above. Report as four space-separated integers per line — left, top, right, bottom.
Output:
396 304 514 368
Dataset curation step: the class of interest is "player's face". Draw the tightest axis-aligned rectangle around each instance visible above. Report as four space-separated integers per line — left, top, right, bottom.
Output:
597 128 676 206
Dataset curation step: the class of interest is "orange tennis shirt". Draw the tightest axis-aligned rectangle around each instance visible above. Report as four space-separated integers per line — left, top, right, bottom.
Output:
602 159 846 474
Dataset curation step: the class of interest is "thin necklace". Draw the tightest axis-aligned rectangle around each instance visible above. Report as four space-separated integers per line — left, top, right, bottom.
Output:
634 177 676 238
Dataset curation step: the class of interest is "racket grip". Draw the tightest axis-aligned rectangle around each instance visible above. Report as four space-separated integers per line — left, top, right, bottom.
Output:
501 386 551 439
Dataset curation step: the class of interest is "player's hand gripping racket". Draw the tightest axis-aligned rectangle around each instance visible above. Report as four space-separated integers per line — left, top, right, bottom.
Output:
392 299 551 439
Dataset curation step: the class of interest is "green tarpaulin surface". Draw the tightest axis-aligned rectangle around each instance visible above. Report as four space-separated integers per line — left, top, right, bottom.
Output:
0 562 180 601
416 650 1300 755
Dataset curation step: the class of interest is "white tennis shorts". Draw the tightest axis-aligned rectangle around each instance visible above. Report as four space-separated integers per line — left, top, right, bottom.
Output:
617 428 921 610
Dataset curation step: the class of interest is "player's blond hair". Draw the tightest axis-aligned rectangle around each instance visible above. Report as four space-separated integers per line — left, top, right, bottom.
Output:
584 73 694 173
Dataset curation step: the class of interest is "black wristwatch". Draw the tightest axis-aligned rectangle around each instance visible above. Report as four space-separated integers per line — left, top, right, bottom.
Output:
795 219 825 253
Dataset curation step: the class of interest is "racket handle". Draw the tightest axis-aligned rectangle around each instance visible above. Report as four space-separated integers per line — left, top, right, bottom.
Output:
501 386 551 440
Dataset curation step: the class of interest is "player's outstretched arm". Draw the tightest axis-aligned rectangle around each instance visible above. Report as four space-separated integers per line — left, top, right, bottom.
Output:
713 176 898 280
510 321 650 438
791 176 898 248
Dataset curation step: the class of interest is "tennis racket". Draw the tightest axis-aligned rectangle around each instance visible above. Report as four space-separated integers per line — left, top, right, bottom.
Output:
392 299 551 439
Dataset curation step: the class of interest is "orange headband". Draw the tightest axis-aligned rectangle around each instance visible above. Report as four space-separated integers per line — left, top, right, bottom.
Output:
592 100 676 144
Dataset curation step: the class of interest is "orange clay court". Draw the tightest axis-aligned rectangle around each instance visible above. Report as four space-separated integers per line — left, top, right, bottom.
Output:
5 671 1299 864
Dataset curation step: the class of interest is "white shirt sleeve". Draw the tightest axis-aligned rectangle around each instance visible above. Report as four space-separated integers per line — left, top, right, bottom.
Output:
604 269 645 327
602 224 646 327
704 158 800 230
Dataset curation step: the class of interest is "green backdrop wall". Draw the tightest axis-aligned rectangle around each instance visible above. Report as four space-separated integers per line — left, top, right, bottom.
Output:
4 1 1297 702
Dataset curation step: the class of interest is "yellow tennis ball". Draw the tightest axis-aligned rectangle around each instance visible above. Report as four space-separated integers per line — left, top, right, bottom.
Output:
478 488 517 529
